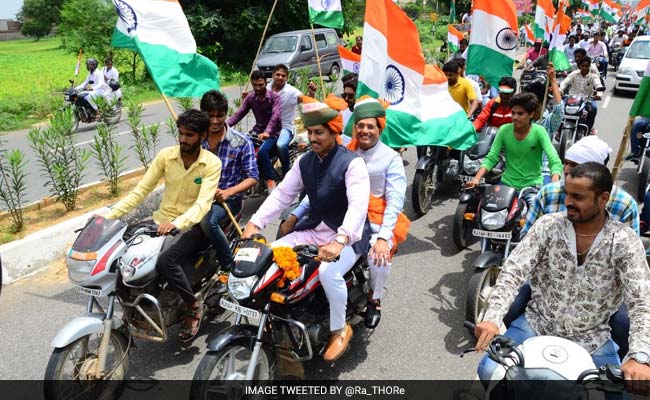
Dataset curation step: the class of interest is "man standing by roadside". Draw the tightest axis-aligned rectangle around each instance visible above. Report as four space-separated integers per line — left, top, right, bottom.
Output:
351 36 363 55
227 70 282 189
443 60 480 117
267 64 316 177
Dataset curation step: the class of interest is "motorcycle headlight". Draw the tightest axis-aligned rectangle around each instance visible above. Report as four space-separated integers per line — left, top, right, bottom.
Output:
118 259 135 278
463 155 482 175
64 94 70 101
481 209 509 231
228 275 259 301
564 105 580 114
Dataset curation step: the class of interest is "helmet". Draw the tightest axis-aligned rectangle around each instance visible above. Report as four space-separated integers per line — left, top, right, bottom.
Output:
86 57 98 71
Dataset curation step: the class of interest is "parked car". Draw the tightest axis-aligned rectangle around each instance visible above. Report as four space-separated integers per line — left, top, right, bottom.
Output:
614 35 650 95
256 28 342 80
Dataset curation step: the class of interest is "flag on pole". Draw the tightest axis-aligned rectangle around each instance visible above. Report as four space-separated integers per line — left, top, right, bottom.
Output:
448 24 464 52
450 0 456 23
534 0 555 39
585 0 600 13
576 9 594 22
338 45 361 75
308 0 344 29
601 0 622 23
630 60 650 117
549 0 572 71
357 0 476 149
636 0 650 26
466 0 519 88
110 0 219 97
524 24 535 44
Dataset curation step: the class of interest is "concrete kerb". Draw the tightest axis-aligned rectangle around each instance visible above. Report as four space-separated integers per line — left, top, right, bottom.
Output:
1 186 164 285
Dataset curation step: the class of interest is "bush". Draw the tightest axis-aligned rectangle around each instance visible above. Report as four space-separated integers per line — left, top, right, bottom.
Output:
403 3 421 20
0 146 29 232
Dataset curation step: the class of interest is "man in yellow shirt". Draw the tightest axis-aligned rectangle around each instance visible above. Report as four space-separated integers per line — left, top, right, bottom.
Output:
105 109 222 341
443 59 480 116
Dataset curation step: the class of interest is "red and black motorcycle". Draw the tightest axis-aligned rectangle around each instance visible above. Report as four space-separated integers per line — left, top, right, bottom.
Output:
190 237 369 399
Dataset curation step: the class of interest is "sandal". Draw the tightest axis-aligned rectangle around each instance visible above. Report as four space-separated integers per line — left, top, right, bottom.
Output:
179 303 205 342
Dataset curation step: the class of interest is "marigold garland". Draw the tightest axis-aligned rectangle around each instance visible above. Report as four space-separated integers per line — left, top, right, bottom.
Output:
272 246 301 288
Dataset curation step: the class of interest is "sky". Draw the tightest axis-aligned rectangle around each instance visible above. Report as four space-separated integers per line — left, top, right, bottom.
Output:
1 0 22 20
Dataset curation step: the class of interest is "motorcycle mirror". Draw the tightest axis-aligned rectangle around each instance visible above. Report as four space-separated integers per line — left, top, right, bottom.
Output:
68 79 74 84
89 80 94 84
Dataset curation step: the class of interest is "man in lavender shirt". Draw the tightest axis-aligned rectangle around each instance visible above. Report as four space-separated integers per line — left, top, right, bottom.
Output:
227 70 282 187
243 99 370 363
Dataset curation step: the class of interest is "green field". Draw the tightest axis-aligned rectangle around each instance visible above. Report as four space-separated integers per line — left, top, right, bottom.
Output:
0 37 161 132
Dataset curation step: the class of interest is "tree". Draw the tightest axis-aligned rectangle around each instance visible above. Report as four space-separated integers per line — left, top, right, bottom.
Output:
17 0 64 40
58 0 117 56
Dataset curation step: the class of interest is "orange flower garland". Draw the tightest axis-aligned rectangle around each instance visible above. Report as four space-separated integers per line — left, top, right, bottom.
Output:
272 246 301 288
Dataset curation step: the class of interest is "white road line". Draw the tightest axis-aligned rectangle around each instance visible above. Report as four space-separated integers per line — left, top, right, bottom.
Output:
73 121 168 148
602 95 612 109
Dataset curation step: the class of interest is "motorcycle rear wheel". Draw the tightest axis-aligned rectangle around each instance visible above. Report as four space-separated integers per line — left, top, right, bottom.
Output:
412 165 438 217
465 265 501 337
44 330 129 400
191 343 275 400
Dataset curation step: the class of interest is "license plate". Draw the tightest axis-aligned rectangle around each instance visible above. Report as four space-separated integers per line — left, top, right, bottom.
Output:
219 298 260 320
459 175 485 183
472 229 512 240
74 285 103 297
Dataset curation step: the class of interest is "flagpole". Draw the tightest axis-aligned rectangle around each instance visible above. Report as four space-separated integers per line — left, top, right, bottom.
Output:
244 0 279 93
161 92 178 121
611 117 635 181
310 22 327 97
72 48 83 87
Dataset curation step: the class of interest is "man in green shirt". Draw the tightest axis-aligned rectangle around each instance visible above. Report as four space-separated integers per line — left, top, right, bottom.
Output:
468 92 562 205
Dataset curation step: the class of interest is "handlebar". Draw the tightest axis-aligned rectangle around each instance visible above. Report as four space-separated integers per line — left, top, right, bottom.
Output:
293 244 340 262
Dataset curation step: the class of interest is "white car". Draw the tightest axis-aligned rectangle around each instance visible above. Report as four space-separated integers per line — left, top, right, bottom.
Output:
614 35 650 95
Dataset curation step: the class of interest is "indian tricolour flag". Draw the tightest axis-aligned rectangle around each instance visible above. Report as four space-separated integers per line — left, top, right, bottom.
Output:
110 0 219 97
338 45 360 76
357 0 476 149
576 9 594 22
549 0 572 72
534 0 555 40
586 0 600 13
524 24 535 45
466 0 518 88
308 0 344 29
636 0 650 26
630 60 650 118
601 0 622 23
448 24 464 52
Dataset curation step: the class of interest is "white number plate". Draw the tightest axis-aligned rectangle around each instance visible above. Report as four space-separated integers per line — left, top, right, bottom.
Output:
472 229 512 240
74 285 103 297
220 298 260 320
459 175 485 183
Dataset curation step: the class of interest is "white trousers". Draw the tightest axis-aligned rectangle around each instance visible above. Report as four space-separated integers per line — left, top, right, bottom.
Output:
367 235 392 300
272 234 359 332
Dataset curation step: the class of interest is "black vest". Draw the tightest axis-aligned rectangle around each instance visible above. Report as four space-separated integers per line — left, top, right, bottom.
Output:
295 145 357 232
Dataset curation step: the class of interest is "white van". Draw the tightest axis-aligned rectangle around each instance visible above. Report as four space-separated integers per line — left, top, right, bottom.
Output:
614 35 650 95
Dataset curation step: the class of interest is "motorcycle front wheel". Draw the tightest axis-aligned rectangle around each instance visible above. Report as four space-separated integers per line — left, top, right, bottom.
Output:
44 330 129 400
452 202 474 250
191 343 275 400
557 127 570 162
638 156 650 201
412 164 439 217
465 265 501 337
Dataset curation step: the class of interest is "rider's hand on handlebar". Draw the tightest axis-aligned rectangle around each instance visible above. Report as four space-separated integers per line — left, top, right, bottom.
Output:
279 215 298 237
242 222 261 239
157 222 178 236
621 360 650 395
318 241 344 263
475 321 500 353
465 178 480 189
258 132 271 140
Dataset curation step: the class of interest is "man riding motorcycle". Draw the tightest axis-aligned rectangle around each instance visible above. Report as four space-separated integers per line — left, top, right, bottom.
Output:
281 96 411 329
472 77 516 132
475 162 650 390
242 95 370 362
560 56 604 134
105 110 222 341
75 57 111 112
199 90 258 272
586 32 609 73
467 93 563 206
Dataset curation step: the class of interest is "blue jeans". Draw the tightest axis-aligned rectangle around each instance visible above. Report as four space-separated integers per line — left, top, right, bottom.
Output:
503 284 630 360
630 117 650 156
276 127 293 177
257 136 279 181
478 314 621 386
200 198 242 268
642 189 650 234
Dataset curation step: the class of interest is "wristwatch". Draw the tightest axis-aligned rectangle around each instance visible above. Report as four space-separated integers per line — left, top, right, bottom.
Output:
333 234 349 246
631 352 650 365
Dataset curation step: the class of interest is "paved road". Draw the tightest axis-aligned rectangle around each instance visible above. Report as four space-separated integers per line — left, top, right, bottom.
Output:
0 71 642 385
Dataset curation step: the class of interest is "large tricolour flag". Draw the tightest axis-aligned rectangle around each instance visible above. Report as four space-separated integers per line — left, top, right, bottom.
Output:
630 60 650 117
308 0 344 29
357 0 476 149
549 0 572 72
636 0 650 25
337 45 360 75
601 0 622 23
534 0 555 40
524 24 534 45
466 0 518 88
448 24 464 52
110 0 219 97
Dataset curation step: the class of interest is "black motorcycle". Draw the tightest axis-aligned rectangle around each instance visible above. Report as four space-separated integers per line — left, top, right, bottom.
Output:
63 79 122 131
554 91 603 161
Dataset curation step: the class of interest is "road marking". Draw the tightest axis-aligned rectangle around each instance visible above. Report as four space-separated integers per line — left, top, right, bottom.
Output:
73 121 168 148
602 95 612 109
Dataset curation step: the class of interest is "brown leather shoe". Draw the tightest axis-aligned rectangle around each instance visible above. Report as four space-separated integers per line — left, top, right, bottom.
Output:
323 324 353 362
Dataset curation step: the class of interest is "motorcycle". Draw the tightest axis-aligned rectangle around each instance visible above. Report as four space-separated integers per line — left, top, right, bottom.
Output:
554 91 603 161
609 45 625 70
462 323 626 399
452 126 505 249
44 213 241 400
245 128 309 198
463 184 535 332
635 127 650 201
190 239 370 399
63 79 122 131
